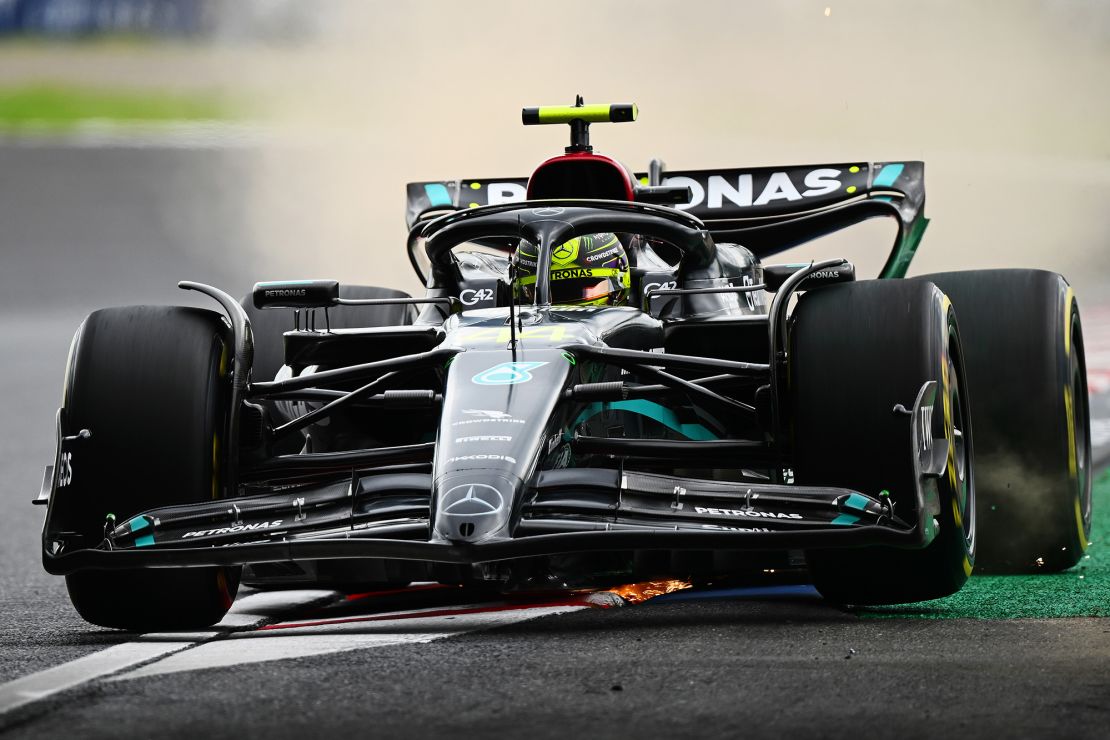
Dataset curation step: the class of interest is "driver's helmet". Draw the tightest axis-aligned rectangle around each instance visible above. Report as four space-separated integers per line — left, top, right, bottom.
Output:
513 233 630 306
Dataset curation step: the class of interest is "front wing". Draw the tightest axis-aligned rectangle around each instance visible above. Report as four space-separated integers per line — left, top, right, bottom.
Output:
42 383 948 575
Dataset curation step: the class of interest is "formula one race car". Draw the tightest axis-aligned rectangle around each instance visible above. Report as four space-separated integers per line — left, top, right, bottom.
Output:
37 100 1093 629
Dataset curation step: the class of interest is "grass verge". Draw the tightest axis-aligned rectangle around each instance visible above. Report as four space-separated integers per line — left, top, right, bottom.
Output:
0 84 236 130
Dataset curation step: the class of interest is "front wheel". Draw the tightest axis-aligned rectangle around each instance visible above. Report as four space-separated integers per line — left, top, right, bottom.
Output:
54 306 240 630
791 280 975 605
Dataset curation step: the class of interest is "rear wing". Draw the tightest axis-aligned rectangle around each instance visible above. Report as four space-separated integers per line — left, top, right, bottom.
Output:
406 161 928 278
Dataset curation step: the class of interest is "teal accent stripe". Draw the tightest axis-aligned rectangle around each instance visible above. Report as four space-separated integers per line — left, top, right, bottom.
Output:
567 400 718 441
844 492 872 512
873 163 904 188
831 513 861 526
256 280 319 286
129 516 155 547
424 183 453 207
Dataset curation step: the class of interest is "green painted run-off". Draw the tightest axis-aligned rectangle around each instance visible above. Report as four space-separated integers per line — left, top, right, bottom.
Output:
861 471 1110 619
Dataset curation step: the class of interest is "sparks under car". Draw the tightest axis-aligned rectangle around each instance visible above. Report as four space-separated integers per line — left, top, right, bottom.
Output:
36 100 1092 629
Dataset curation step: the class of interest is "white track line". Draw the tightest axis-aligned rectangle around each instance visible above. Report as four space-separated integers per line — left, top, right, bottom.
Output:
116 604 586 680
0 589 338 717
0 639 197 715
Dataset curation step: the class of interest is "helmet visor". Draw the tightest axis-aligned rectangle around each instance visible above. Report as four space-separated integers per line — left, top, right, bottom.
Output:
550 277 618 305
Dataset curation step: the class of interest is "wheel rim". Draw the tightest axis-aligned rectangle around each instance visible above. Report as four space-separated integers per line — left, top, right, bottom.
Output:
948 330 975 554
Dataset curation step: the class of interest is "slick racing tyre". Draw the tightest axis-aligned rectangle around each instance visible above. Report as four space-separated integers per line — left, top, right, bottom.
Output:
918 270 1091 572
792 279 975 605
243 284 416 385
60 306 239 630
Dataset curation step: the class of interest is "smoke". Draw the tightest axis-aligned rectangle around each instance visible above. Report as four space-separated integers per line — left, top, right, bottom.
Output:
974 448 1081 572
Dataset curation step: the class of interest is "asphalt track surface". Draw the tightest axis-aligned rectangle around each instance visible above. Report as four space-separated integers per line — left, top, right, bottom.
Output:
1 144 1109 738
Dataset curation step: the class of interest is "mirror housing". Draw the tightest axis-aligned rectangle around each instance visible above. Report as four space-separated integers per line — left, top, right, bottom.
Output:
252 280 339 309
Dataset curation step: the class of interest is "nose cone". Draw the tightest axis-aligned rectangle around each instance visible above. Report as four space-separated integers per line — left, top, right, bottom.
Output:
432 473 515 543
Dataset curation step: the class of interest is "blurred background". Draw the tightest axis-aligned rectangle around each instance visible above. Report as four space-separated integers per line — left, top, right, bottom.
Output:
0 0 1107 635
0 0 1108 309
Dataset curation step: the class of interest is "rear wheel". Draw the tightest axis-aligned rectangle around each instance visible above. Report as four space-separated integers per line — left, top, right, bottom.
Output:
792 280 975 605
918 270 1091 572
59 306 239 630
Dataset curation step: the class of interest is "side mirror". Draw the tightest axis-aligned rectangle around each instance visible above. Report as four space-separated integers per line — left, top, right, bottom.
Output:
762 263 855 292
252 280 339 309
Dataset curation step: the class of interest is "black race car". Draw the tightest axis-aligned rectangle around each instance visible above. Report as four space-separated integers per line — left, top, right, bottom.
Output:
37 100 1092 629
